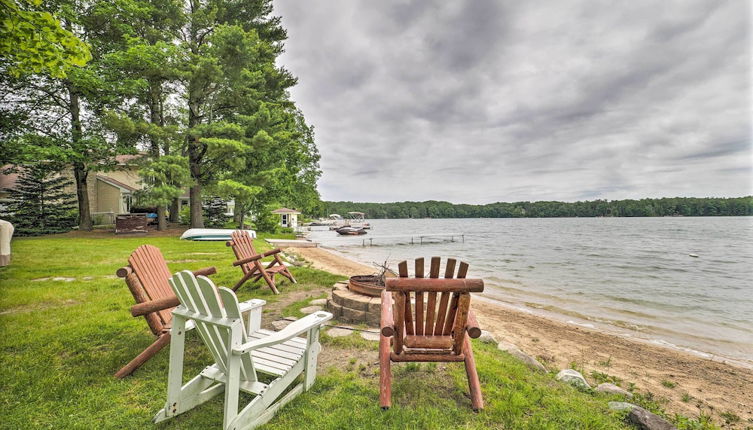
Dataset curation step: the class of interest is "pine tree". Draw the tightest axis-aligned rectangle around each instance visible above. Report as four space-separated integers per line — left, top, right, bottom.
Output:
202 196 230 228
0 165 77 236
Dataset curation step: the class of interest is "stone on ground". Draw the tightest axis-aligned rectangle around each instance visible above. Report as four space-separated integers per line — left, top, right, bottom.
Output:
597 383 633 398
496 341 546 372
509 350 547 372
478 330 497 344
299 305 323 314
309 298 327 305
608 401 637 411
556 369 591 389
627 406 677 430
497 341 521 353
271 319 295 331
326 327 353 337
360 331 381 341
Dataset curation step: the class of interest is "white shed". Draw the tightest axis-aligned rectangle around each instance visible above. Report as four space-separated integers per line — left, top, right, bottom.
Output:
271 208 301 229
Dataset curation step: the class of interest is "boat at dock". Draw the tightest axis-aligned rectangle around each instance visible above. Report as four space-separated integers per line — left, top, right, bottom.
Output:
335 226 368 235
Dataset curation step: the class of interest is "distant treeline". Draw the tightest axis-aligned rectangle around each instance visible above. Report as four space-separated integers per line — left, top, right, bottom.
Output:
322 197 753 219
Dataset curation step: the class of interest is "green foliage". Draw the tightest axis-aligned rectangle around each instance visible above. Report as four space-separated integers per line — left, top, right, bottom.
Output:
136 155 192 206
252 205 280 233
0 164 76 235
324 196 753 219
179 205 190 225
0 0 91 77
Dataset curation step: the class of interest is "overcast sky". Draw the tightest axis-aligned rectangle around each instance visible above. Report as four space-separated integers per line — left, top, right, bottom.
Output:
273 1 752 204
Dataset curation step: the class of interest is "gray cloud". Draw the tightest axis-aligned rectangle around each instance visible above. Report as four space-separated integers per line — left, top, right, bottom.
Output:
274 0 752 203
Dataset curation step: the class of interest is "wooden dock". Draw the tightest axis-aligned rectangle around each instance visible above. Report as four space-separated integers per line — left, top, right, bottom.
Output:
321 232 465 247
265 239 319 248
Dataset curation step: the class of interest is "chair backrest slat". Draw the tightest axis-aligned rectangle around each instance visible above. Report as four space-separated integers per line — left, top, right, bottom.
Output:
230 231 257 275
390 258 482 355
128 245 175 327
169 271 258 381
172 272 231 373
424 257 441 335
218 288 257 381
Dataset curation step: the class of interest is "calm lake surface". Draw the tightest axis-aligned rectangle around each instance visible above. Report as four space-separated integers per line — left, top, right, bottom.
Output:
307 217 753 364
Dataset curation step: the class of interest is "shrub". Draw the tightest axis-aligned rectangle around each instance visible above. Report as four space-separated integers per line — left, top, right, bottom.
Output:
0 164 77 236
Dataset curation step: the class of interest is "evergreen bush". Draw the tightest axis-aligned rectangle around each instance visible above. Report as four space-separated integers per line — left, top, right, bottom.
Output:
0 165 77 236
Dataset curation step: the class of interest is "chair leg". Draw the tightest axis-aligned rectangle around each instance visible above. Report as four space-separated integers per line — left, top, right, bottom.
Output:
275 256 297 284
257 263 279 294
232 271 254 291
115 333 171 378
379 333 392 409
303 327 321 391
462 336 483 411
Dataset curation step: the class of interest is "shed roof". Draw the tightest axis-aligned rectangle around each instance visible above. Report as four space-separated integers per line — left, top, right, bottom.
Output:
271 208 301 214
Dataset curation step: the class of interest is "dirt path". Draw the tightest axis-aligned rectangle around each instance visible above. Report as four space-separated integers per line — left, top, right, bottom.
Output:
288 245 753 426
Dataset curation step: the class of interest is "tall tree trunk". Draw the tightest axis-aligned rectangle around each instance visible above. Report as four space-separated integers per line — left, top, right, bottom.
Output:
189 184 203 228
188 138 203 228
68 82 92 231
148 82 168 231
73 164 92 231
157 205 167 230
169 198 180 222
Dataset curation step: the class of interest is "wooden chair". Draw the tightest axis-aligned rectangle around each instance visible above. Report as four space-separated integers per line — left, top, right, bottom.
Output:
379 257 485 411
226 230 296 294
153 271 332 429
115 244 218 378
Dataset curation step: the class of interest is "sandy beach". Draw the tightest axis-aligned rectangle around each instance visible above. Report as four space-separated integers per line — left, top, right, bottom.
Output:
291 246 753 424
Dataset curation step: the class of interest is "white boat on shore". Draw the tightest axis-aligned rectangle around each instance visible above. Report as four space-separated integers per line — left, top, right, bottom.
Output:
180 228 256 241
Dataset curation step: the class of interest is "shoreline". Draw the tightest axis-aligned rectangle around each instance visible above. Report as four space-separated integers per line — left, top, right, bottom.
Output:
290 245 753 422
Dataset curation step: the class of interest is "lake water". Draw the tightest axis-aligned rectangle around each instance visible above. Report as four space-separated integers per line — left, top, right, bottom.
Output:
306 217 753 365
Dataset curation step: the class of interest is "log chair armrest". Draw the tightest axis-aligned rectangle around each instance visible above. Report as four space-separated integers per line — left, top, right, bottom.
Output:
130 296 180 317
380 290 395 337
192 266 217 277
465 308 482 339
262 248 283 257
233 254 264 266
233 311 332 355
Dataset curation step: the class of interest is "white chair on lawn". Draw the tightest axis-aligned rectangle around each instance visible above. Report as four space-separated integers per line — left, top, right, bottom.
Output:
153 270 332 429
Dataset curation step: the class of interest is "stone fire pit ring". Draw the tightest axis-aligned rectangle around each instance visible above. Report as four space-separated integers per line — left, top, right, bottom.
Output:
348 275 384 297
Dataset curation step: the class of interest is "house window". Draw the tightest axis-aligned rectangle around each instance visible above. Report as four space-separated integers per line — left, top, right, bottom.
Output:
123 194 132 213
281 214 288 226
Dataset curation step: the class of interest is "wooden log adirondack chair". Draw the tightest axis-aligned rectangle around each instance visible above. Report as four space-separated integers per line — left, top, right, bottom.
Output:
379 257 485 410
115 244 218 378
154 271 332 429
226 230 296 294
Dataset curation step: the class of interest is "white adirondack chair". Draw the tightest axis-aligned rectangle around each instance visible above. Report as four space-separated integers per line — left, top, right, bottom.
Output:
153 270 332 429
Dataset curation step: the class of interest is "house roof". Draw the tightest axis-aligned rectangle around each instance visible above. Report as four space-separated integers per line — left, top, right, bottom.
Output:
96 174 137 192
271 208 301 214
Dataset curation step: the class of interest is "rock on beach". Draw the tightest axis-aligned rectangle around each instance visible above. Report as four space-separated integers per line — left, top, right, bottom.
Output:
556 369 590 389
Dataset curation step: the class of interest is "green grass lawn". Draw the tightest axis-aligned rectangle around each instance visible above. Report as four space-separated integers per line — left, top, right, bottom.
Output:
0 231 636 429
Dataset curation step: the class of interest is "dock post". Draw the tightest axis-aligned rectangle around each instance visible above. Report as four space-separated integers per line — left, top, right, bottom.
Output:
420 236 423 245
369 238 373 246
462 234 465 243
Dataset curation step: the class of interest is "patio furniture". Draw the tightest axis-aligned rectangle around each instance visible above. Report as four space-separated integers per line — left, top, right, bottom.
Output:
379 257 485 410
153 271 332 429
0 219 13 266
227 230 296 294
114 244 218 378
